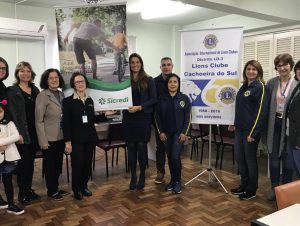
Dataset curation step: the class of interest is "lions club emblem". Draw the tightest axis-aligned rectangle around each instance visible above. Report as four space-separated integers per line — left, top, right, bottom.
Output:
244 90 251 97
203 34 218 49
179 101 185 108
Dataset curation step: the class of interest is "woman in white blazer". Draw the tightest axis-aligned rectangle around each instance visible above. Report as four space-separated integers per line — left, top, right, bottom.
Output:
35 68 68 201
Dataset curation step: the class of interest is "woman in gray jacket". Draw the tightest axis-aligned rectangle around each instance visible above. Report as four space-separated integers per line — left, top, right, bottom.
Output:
265 54 298 201
35 68 68 201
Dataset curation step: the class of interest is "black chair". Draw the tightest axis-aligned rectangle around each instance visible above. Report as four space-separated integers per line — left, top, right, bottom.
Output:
96 123 128 177
215 125 235 169
36 150 70 183
35 149 44 178
199 124 209 164
64 154 70 183
189 124 201 160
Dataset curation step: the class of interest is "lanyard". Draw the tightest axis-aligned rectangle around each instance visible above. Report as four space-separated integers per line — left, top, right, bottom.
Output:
279 78 290 98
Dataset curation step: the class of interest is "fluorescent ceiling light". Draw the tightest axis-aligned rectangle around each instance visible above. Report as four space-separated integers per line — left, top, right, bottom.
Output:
127 0 195 20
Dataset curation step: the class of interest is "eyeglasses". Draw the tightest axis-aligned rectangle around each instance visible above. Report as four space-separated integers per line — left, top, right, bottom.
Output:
48 77 59 81
276 63 289 69
0 67 6 71
74 80 85 85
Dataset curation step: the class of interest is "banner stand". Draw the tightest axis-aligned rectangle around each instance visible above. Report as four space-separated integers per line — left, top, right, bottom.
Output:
184 124 228 194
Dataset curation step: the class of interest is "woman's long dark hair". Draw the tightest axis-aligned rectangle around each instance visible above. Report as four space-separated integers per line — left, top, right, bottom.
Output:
129 53 149 91
0 57 9 81
242 60 264 84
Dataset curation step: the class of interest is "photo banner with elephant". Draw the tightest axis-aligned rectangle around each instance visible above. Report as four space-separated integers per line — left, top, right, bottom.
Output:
55 4 132 110
180 27 243 124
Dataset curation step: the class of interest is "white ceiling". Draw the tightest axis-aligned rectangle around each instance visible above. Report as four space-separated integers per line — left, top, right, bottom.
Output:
1 0 300 28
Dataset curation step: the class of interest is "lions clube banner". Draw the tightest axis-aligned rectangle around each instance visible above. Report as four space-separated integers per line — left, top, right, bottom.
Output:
55 4 132 110
180 27 243 125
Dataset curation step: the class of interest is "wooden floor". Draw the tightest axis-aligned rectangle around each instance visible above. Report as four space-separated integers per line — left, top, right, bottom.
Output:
0 142 277 226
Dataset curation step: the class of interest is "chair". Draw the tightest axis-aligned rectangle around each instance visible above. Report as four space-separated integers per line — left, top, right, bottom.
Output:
275 180 300 210
199 124 209 164
215 125 235 169
199 124 222 166
96 122 128 177
189 124 201 160
35 150 70 183
64 154 70 183
35 149 44 177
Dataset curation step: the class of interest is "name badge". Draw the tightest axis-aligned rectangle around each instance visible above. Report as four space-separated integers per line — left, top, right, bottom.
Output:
278 103 284 112
82 115 88 123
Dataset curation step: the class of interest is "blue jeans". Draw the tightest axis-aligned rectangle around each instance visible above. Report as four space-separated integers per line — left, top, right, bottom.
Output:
268 117 293 187
287 139 300 179
163 133 183 183
234 127 259 193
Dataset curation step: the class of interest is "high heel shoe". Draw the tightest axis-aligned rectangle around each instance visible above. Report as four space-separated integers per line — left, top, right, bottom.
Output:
129 176 137 190
137 174 145 190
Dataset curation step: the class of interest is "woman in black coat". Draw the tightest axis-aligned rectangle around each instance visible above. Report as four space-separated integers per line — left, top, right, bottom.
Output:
7 61 40 205
62 72 113 200
123 53 157 190
286 60 300 179
0 57 9 99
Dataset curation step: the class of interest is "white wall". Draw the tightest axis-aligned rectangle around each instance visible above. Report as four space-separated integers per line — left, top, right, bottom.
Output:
0 2 58 87
183 14 278 32
127 20 176 76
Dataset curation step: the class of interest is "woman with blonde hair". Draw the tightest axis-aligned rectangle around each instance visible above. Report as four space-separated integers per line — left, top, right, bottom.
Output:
7 61 40 205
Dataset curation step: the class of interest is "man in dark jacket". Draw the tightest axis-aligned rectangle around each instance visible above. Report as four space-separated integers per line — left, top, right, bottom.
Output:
154 57 173 184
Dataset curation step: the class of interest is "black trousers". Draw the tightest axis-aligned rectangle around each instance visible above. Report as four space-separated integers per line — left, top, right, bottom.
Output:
43 140 65 196
127 141 147 178
234 127 259 193
70 142 94 193
1 173 14 204
16 143 37 197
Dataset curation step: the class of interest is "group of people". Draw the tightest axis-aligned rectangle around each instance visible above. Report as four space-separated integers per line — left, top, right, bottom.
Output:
2 51 297 217
230 53 300 201
0 54 192 216
0 57 115 215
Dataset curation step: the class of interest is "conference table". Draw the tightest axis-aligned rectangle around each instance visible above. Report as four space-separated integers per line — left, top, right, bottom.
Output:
251 203 300 226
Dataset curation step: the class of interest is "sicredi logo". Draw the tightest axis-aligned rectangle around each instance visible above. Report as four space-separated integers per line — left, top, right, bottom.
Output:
99 97 129 105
